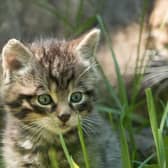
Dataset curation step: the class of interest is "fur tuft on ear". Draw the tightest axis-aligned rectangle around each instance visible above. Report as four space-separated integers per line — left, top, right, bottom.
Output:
2 39 33 72
75 28 101 59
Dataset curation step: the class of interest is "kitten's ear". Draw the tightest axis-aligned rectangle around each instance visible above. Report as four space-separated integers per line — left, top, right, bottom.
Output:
75 28 100 59
2 39 32 71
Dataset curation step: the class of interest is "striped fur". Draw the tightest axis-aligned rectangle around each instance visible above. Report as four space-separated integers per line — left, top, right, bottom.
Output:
0 29 121 168
143 49 168 96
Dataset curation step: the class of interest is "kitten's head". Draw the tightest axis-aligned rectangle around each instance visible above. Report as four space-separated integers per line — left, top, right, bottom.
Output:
1 29 100 136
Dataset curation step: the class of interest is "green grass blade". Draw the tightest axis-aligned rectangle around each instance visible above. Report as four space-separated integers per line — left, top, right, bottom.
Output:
48 148 59 168
59 134 74 168
32 0 74 30
160 102 168 132
138 153 156 168
75 0 84 26
130 0 150 105
146 88 158 134
77 117 90 168
96 15 128 106
158 129 166 168
97 66 122 108
146 88 166 168
120 124 132 168
72 16 97 37
135 0 149 74
120 108 132 168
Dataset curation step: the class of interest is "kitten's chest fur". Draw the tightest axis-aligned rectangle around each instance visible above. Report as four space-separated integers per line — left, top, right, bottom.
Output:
2 113 82 168
2 113 121 168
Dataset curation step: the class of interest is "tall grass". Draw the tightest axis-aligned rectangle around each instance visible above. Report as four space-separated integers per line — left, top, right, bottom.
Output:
1 1 168 168
145 89 168 168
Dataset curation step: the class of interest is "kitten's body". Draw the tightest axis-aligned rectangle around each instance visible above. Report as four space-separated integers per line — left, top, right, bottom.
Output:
0 29 121 168
3 112 120 168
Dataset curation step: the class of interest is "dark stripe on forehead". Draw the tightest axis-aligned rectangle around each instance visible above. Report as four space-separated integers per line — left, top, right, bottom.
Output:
50 68 75 89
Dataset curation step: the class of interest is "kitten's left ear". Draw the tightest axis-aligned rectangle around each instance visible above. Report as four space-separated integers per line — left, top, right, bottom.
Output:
75 28 101 59
2 39 33 72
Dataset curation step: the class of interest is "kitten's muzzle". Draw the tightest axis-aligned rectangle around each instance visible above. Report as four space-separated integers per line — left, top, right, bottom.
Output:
57 113 70 123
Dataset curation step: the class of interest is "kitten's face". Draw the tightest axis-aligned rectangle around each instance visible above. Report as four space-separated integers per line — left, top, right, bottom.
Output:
1 29 100 136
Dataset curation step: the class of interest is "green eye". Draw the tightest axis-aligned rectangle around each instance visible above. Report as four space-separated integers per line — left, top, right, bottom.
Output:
37 94 52 105
70 92 83 103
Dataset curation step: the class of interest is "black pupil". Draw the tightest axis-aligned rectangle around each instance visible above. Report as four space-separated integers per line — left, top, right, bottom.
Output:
38 95 51 105
71 92 82 103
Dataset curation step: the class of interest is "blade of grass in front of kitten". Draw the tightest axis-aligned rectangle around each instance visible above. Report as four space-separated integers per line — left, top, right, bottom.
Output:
158 103 168 168
120 124 132 168
146 88 166 168
59 134 75 168
97 15 137 164
120 107 132 168
160 102 168 132
163 136 168 166
138 153 156 168
96 105 146 124
71 157 80 168
77 117 90 168
158 129 166 168
48 148 59 168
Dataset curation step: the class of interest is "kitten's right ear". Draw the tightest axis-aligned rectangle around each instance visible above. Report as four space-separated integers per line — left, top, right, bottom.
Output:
2 39 33 72
74 28 101 59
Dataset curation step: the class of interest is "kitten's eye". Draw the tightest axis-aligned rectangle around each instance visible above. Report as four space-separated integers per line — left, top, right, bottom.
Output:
37 94 52 105
70 92 83 103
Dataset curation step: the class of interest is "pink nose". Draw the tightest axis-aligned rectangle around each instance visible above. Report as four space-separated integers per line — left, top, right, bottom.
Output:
58 113 70 123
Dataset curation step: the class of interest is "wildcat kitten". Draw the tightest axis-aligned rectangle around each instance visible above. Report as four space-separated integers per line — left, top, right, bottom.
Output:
0 29 121 168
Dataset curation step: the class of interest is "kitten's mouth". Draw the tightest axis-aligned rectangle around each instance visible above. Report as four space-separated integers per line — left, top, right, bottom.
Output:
60 123 70 130
59 123 77 133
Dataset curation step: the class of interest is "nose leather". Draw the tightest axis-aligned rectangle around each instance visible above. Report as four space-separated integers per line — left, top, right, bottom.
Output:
58 113 70 123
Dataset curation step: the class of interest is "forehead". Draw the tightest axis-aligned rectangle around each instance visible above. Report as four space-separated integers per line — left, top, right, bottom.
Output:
48 81 72 102
29 39 84 89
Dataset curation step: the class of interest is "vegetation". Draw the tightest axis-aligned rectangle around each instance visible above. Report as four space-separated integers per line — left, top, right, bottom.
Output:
1 0 168 168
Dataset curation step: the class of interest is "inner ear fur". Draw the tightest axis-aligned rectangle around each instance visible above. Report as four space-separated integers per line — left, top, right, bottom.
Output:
2 39 33 71
74 28 101 59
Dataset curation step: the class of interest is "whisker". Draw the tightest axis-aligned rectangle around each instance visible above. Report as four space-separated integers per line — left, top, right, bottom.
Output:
81 125 90 137
30 126 43 145
83 117 101 125
82 123 95 135
76 61 97 82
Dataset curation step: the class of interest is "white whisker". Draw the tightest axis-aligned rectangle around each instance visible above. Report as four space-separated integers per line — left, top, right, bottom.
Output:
76 61 97 82
81 125 90 136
